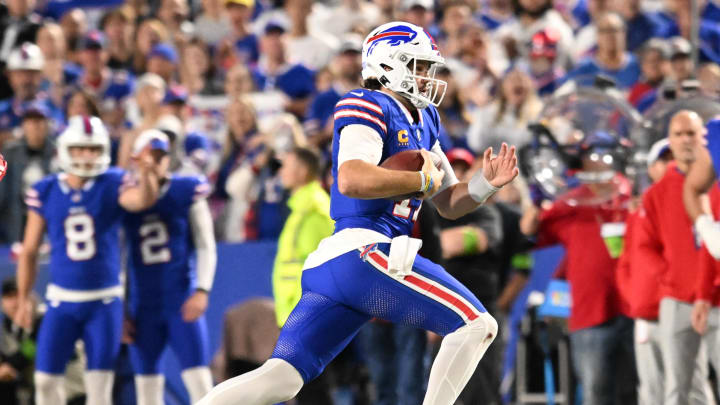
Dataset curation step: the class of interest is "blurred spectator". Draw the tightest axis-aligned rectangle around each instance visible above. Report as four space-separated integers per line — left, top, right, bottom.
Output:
252 22 315 118
526 29 565 96
561 12 640 89
156 0 192 46
69 30 135 111
65 89 101 119
521 138 636 405
273 147 332 326
100 6 136 70
668 37 694 83
435 67 469 145
132 19 169 74
215 97 264 241
466 67 542 153
0 103 55 244
627 39 670 107
399 0 436 30
437 149 504 405
225 64 255 100
119 72 166 166
476 0 514 31
573 0 612 61
613 0 673 52
284 0 338 71
178 132 213 176
210 298 280 381
315 0 382 37
305 35 362 147
35 22 72 106
0 0 42 100
435 1 472 58
640 111 720 405
448 23 500 109
195 0 233 46
181 38 224 96
0 43 62 145
59 9 88 55
147 42 179 85
225 0 260 65
698 63 720 99
494 0 575 69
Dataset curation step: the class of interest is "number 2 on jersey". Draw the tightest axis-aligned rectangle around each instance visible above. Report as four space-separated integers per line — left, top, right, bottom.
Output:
140 221 171 265
64 214 96 261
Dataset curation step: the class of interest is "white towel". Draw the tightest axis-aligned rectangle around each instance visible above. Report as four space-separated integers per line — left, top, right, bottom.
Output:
388 235 423 278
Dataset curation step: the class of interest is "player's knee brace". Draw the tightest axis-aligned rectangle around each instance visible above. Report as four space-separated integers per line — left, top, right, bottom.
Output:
135 374 165 405
181 366 213 404
464 311 498 345
34 372 66 405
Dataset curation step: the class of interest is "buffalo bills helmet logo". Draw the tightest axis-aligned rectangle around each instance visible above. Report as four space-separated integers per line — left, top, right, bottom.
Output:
365 25 418 56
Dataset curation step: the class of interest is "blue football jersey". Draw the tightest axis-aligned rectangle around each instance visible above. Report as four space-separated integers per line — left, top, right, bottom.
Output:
707 119 720 183
24 168 128 291
330 89 441 238
123 175 211 310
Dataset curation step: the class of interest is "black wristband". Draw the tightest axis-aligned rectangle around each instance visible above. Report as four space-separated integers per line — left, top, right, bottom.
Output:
195 288 210 294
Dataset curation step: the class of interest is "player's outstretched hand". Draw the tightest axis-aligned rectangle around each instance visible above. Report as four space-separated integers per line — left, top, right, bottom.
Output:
482 143 519 188
182 290 209 322
420 149 444 196
12 298 32 331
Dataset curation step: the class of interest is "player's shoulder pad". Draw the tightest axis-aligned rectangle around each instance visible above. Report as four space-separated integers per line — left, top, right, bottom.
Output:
424 104 441 130
172 174 211 202
25 173 58 207
334 89 388 134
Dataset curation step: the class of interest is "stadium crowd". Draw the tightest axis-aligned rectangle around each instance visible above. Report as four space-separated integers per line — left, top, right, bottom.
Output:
1 0 720 404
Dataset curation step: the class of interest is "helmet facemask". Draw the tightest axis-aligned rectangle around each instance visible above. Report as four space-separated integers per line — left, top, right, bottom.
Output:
382 51 447 109
59 143 110 178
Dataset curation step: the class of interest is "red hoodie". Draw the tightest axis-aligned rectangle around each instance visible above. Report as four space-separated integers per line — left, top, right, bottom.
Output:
537 184 629 332
616 207 664 320
640 164 720 305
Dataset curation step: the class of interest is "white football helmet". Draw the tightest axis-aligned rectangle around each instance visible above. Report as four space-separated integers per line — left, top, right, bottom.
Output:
57 116 111 177
361 21 447 109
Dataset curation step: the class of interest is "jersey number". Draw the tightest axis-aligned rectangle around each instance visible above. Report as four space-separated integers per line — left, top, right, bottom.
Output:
393 199 421 222
64 214 96 261
140 221 171 265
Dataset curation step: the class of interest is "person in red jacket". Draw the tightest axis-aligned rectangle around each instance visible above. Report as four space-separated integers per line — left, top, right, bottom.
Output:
521 142 635 405
639 110 720 405
620 137 712 405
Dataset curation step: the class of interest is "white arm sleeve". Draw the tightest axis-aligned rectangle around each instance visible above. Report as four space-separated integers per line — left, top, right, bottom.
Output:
337 124 384 166
431 140 459 194
189 199 217 291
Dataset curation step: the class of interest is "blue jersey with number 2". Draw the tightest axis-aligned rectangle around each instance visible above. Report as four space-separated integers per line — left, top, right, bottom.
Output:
123 175 211 310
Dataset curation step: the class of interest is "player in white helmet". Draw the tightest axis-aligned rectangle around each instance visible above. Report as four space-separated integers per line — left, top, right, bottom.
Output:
199 21 518 405
14 116 159 405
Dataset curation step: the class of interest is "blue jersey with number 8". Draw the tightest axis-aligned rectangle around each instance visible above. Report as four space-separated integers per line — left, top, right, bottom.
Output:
25 168 127 291
330 89 441 239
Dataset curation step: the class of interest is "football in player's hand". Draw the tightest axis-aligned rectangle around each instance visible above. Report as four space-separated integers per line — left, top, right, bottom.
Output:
380 150 441 201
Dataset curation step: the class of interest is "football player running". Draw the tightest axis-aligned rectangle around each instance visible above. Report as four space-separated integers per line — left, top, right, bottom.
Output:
199 21 519 405
122 130 216 405
14 116 159 405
